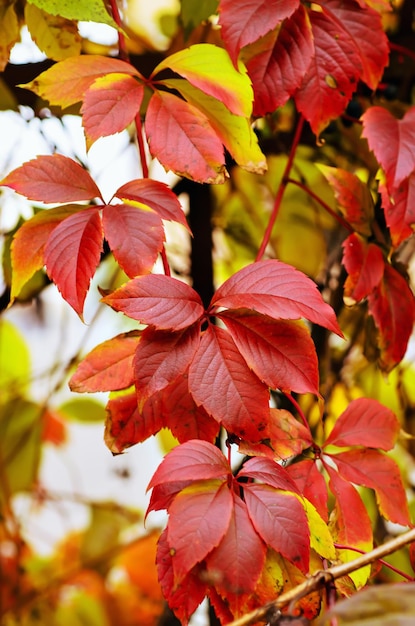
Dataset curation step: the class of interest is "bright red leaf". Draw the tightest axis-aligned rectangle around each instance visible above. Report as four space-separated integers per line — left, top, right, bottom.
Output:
134 325 201 405
104 391 163 454
238 408 313 462
211 260 342 336
69 331 141 393
329 448 411 526
287 459 328 521
148 440 231 491
324 463 373 553
161 375 220 444
82 73 144 148
237 456 301 493
102 203 165 277
188 325 270 441
362 105 415 190
102 274 205 331
145 90 226 184
243 484 310 573
167 481 233 584
367 263 415 371
1 154 102 203
380 175 415 247
205 492 266 594
114 179 190 232
10 204 83 301
157 529 207 625
44 207 103 317
295 6 362 136
324 397 400 451
218 0 300 65
246 5 313 116
219 310 319 394
342 233 384 302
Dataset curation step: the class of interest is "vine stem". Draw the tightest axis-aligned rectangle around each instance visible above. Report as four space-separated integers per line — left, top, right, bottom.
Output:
226 526 415 626
109 0 171 277
286 178 353 233
283 392 311 435
255 114 305 261
334 543 414 581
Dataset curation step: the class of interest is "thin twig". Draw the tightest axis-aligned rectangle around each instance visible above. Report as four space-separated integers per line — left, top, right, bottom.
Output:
226 527 415 626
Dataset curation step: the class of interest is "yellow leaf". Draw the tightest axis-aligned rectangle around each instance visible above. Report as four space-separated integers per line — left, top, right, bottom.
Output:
0 4 20 71
303 498 336 561
25 3 81 61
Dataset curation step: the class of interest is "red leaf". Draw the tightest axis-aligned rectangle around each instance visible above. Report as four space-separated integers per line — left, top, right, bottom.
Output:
330 449 411 526
134 325 201 405
82 73 144 147
287 459 328 521
145 91 226 184
157 529 207 625
69 331 141 393
10 204 83 300
148 480 195 517
188 325 270 441
219 310 319 394
244 484 310 573
342 233 384 302
247 6 313 116
167 481 233 583
21 55 140 109
104 392 163 453
102 203 165 277
114 179 190 232
362 106 415 190
380 175 415 247
161 375 220 444
237 456 301 493
147 440 231 491
324 463 373 550
295 6 362 136
102 274 205 331
1 155 102 203
318 0 388 90
218 0 300 65
367 264 415 371
238 408 313 461
319 166 375 237
324 397 400 451
211 260 342 336
206 492 266 594
44 207 103 316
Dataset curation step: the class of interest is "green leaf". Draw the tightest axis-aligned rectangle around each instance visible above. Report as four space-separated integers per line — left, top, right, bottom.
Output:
58 398 106 422
0 320 31 403
0 400 42 501
180 0 219 37
26 0 117 28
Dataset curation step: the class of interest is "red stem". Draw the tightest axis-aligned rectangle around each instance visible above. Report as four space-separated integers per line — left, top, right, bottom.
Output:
255 115 305 261
334 543 415 581
109 1 171 277
283 392 311 435
389 42 415 64
286 178 353 233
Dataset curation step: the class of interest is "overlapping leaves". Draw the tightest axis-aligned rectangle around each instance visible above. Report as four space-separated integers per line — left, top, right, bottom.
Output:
219 0 389 135
1 155 187 315
18 46 266 183
147 440 334 623
70 259 341 448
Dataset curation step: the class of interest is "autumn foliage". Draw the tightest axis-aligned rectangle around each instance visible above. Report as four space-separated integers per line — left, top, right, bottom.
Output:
1 0 415 624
